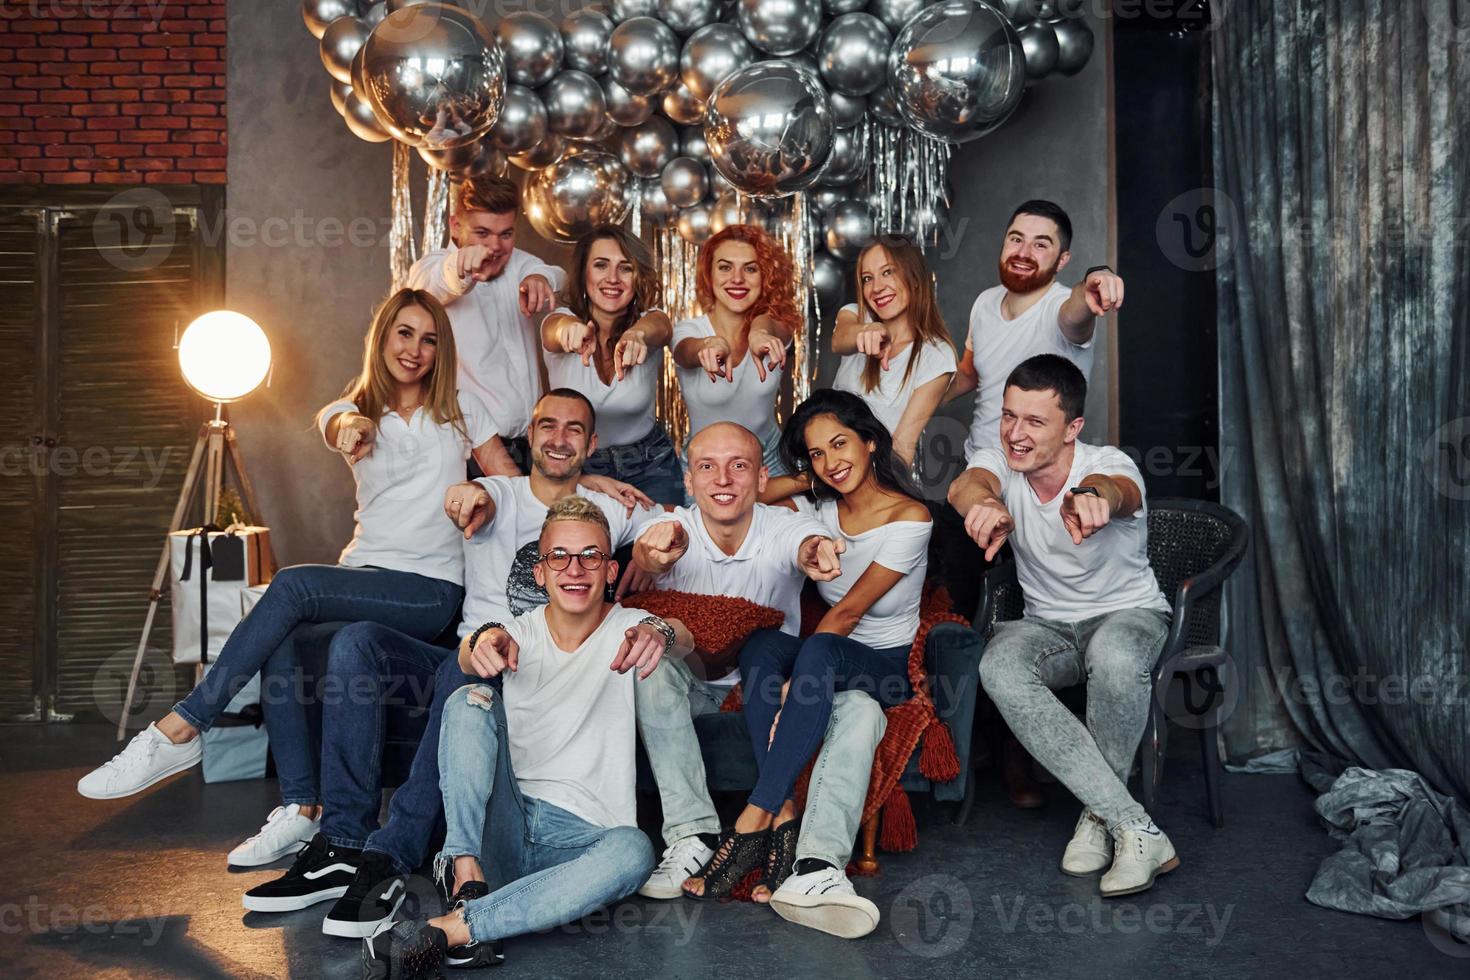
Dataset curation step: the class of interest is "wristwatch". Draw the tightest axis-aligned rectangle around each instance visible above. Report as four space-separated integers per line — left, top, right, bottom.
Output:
467 621 505 651
1084 264 1113 278
638 615 677 657
1069 486 1101 497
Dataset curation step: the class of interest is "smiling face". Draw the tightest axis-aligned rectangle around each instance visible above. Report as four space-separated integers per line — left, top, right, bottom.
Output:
710 240 762 316
529 394 596 480
532 518 616 617
382 301 438 387
858 246 911 323
584 236 636 319
998 213 1068 293
998 384 1084 475
685 422 767 523
802 412 875 497
451 208 517 280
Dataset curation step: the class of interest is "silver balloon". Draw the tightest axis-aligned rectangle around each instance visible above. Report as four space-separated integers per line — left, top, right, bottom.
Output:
1052 16 1094 77
817 126 865 185
812 250 847 314
708 165 737 197
608 16 681 96
816 13 890 97
343 89 392 142
640 177 677 223
542 70 608 138
869 0 929 33
704 61 834 197
662 81 706 125
601 75 656 125
658 0 719 35
1049 0 1086 20
823 199 874 259
903 200 948 244
809 185 847 214
1018 20 1059 82
828 89 866 128
320 15 370 84
359 4 507 149
460 142 510 178
660 156 709 207
496 11 563 88
361 2 387 27
489 84 547 153
680 23 755 101
735 0 821 57
823 0 867 12
609 0 658 21
561 9 614 75
679 125 710 162
867 84 904 127
618 115 678 177
888 0 1024 142
330 79 354 116
573 113 621 144
302 0 354 39
677 202 714 243
783 51 821 77
996 0 1043 23
708 190 747 234
525 151 633 243
509 133 567 170
417 137 478 170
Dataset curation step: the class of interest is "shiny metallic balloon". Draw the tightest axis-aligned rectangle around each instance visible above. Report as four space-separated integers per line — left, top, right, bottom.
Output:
812 250 847 314
704 61 834 197
817 125 866 185
460 142 510 179
361 2 387 28
866 84 904 127
617 115 678 176
601 75 655 125
888 0 1024 142
1051 16 1094 76
677 202 714 243
658 0 719 35
489 84 548 153
343 89 393 142
496 11 564 88
542 70 608 139
735 0 822 57
869 0 930 33
708 190 748 234
708 165 737 197
823 199 874 259
509 133 567 170
816 13 890 97
680 23 755 101
828 89 866 128
662 81 706 125
660 155 709 207
808 185 846 214
640 177 677 223
1018 19 1059 82
525 150 632 242
417 136 478 170
996 0 1042 23
359 3 507 149
573 113 620 144
679 125 710 162
823 0 867 13
320 15 370 84
784 51 821 77
609 0 658 21
608 16 681 96
561 8 614 75
330 79 354 116
302 0 354 39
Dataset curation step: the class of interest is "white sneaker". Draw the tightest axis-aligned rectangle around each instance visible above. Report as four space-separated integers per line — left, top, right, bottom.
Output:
1060 809 1112 876
1099 821 1180 897
769 866 880 939
638 836 714 899
77 722 202 800
228 804 322 867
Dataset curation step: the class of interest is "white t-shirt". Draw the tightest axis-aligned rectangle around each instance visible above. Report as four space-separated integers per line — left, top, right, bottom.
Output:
318 393 495 585
407 246 567 440
672 315 782 450
963 281 1092 458
832 337 958 436
966 441 1169 623
543 307 660 447
641 502 830 685
795 496 931 650
501 603 647 828
459 477 647 637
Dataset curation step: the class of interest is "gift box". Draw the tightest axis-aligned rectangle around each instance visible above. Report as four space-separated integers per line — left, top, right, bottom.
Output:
169 525 270 665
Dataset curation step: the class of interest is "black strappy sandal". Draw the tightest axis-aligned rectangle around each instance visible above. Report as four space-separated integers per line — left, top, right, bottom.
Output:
682 827 770 901
755 820 801 900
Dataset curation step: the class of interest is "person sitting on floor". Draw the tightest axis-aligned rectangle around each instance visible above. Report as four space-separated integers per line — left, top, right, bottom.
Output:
947 354 1177 897
364 495 686 978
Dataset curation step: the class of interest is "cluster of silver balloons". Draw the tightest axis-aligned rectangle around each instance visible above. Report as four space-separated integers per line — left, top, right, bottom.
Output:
303 0 1094 246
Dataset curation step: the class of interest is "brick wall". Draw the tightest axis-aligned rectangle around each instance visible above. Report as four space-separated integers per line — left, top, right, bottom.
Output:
0 2 226 185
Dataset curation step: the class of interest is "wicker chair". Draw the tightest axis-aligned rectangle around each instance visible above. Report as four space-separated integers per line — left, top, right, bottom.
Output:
973 498 1249 827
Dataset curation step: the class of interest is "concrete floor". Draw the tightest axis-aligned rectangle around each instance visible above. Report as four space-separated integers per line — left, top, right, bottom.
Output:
1 723 1463 980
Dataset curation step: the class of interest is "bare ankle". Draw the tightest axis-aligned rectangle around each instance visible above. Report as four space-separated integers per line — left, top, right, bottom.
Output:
156 713 198 744
296 804 323 820
429 911 472 948
453 856 485 884
733 806 774 834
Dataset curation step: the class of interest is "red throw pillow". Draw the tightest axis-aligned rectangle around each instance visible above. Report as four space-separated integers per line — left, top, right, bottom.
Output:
620 590 785 669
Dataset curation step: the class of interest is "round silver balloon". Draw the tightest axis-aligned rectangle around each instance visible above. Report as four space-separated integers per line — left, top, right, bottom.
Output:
816 13 890 97
996 0 1042 24
573 113 621 144
1052 16 1094 77
823 0 867 13
489 84 548 153
618 115 678 177
708 190 747 234
677 202 714 243
601 75 656 125
1018 20 1059 82
320 15 370 84
735 0 821 57
1049 0 1086 20
640 177 676 223
417 136 478 170
783 51 821 77
360 4 507 149
496 11 564 88
888 0 1024 142
509 133 567 170
817 126 866 185
330 79 354 116
704 61 834 197
812 250 847 313
560 9 613 75
679 125 710 161
903 200 948 244
609 0 658 21
866 84 904 127
525 151 633 243
302 0 355 39
361 2 387 28
657 0 718 35
869 0 930 33
661 81 706 125
343 89 393 142
823 199 874 259
680 23 755 101
542 70 608 138
660 156 709 207
608 16 681 96
808 185 847 214
708 165 737 197
827 89 866 128
459 142 510 179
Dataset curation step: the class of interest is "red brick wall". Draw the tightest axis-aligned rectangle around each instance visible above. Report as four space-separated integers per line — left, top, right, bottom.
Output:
0 2 226 185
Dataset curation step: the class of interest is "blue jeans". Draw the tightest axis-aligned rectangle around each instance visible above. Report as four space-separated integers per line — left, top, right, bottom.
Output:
437 685 654 944
741 629 912 814
317 624 456 849
172 564 462 805
583 423 684 506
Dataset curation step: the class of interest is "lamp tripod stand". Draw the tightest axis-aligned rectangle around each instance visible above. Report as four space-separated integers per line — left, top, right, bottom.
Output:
116 402 267 741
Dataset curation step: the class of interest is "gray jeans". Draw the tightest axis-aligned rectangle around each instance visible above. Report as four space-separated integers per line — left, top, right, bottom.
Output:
636 655 886 870
978 607 1170 830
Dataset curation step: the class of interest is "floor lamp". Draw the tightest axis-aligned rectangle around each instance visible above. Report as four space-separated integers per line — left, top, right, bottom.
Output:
116 311 272 740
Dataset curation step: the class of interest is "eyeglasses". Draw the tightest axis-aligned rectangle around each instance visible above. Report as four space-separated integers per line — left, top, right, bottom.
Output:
537 547 608 572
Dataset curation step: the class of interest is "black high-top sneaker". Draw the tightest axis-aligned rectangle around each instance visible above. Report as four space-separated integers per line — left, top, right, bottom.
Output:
242 834 360 912
363 919 449 980
323 850 407 938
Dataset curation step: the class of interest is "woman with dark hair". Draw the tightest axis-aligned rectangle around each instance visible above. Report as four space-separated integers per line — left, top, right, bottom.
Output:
541 225 682 504
683 389 932 906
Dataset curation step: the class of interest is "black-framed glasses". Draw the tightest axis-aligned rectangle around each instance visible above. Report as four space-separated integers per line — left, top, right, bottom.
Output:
537 547 608 572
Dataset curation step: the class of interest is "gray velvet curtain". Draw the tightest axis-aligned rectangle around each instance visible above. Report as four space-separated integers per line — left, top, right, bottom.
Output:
1212 1 1469 802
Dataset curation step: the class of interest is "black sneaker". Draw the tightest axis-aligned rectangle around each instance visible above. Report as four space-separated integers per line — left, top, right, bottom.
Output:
363 919 448 980
323 850 407 939
443 881 505 970
243 834 361 913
